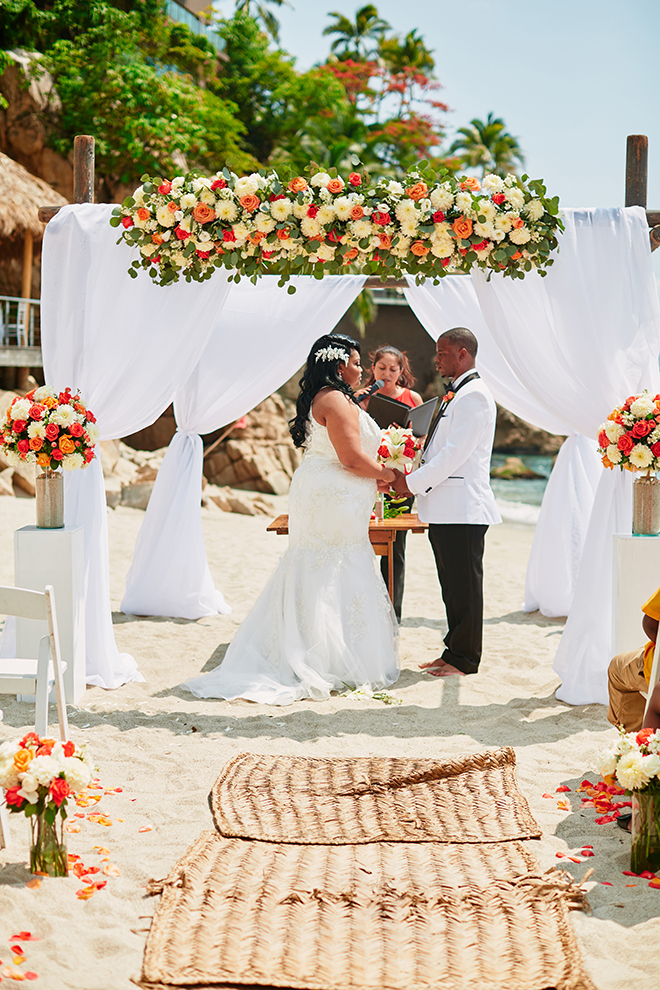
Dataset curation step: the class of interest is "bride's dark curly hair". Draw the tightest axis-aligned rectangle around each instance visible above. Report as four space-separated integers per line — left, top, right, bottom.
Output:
289 333 361 448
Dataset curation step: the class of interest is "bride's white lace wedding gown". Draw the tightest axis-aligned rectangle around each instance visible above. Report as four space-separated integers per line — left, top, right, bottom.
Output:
182 406 399 705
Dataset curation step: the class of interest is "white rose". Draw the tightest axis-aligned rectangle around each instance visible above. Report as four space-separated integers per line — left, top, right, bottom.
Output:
524 199 544 221
4 449 21 467
171 177 184 190
50 404 75 427
310 172 331 188
156 205 177 228
630 395 656 418
630 444 654 469
454 191 474 215
215 200 239 222
387 180 405 196
606 444 622 463
140 243 158 257
17 773 40 805
504 174 517 187
430 185 455 211
10 399 31 420
595 745 619 777
616 750 653 790
234 175 259 196
133 185 145 206
604 421 625 442
510 226 532 245
270 199 293 221
179 193 197 210
481 174 505 195
505 187 525 209
641 753 660 780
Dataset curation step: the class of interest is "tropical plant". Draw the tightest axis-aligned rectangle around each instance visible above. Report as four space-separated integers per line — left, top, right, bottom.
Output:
378 28 434 73
448 112 525 177
323 4 390 60
233 0 292 43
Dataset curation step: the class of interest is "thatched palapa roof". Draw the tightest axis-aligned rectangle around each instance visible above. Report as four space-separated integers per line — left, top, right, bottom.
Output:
0 151 68 240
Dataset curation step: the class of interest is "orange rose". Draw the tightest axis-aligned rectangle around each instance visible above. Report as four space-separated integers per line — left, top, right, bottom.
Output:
29 436 43 451
327 178 344 194
343 247 359 264
510 250 523 260
378 234 392 250
350 205 364 220
248 231 266 244
511 217 524 229
192 203 216 224
13 749 32 773
239 194 260 213
276 227 291 240
151 233 164 245
410 240 430 257
42 396 57 409
602 454 613 469
136 207 150 222
167 201 179 212
460 177 480 191
288 177 308 193
213 241 224 253
406 182 428 201
59 435 76 454
452 217 473 239
37 452 51 468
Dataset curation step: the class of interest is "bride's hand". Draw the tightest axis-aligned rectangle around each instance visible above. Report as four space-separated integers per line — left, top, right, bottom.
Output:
380 467 396 485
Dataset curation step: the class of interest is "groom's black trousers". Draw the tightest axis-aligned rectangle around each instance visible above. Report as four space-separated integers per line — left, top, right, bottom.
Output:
427 523 488 675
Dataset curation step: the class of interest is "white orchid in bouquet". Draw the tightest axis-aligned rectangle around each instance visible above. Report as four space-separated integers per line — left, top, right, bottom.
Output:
377 427 421 472
596 726 660 792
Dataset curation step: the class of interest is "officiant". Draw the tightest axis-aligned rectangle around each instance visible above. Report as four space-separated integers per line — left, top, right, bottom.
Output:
360 345 423 621
385 328 501 676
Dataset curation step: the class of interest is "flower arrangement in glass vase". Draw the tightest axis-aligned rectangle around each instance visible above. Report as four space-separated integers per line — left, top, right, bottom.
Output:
375 427 422 519
0 732 93 876
597 726 660 873
0 386 99 528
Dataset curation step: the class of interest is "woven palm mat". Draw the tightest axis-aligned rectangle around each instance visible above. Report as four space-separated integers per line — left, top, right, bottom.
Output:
209 747 542 844
138 831 595 990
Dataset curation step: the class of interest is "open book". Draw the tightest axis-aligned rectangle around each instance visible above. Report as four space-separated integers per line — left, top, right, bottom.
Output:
367 394 439 438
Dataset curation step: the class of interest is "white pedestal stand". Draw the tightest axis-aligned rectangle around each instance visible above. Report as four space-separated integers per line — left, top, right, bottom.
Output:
14 525 86 704
612 534 660 655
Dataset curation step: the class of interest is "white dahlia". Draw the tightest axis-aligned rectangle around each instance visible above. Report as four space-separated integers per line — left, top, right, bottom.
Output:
454 191 474 215
509 226 532 245
524 199 545 221
316 205 336 225
85 423 100 444
270 199 293 221
156 206 177 227
630 394 656 418
606 445 622 464
10 398 31 420
255 214 276 234
604 421 625 442
616 750 654 790
430 184 455 211
62 452 85 471
199 189 217 206
50 404 76 427
629 444 654 469
505 187 525 209
395 199 417 222
350 219 373 239
494 214 514 233
215 200 239 222
27 421 46 439
33 386 57 402
481 174 505 195
179 193 197 210
300 217 322 238
234 174 260 196
333 196 354 221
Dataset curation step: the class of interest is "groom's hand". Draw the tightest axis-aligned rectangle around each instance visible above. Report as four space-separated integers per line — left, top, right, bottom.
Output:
391 469 411 496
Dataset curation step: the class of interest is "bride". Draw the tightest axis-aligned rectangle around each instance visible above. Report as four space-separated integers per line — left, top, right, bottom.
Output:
182 333 400 706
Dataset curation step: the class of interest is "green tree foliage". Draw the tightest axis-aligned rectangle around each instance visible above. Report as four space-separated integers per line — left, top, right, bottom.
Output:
448 112 525 177
233 0 292 44
322 4 390 60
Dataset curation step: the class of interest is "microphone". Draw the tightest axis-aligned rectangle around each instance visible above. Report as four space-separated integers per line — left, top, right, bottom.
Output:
352 379 384 404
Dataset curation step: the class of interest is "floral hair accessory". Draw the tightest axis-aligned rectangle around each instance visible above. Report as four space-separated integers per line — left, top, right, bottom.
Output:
314 346 350 364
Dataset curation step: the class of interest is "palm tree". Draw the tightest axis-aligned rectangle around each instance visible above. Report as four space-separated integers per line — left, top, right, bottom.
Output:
323 5 391 61
234 0 292 44
448 113 524 177
378 29 434 74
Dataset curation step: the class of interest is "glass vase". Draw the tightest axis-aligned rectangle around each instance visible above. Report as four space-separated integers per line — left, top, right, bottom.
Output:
631 789 660 874
30 811 68 877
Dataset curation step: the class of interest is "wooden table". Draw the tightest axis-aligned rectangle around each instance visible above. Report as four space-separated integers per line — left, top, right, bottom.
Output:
266 513 428 602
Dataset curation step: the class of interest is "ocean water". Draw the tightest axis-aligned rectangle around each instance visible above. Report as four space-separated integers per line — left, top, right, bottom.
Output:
490 453 554 526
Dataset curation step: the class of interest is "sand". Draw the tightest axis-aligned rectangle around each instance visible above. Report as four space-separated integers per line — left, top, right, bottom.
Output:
0 494 658 989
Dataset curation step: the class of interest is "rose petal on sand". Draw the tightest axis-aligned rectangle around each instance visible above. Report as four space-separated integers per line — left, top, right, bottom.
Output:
92 847 110 855
25 879 40 890
581 849 595 857
555 852 565 858
13 955 25 965
65 824 81 834
649 878 660 889
541 793 554 799
24 973 38 981
103 864 121 877
567 856 581 863
556 785 571 792
601 881 613 886
76 887 96 900
138 826 152 832
10 935 37 943
557 800 570 811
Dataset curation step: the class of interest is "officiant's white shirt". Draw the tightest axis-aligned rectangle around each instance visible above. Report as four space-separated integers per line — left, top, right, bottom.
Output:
406 372 501 526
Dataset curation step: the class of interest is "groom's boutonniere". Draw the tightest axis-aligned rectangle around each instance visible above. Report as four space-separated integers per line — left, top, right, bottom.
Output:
444 391 455 403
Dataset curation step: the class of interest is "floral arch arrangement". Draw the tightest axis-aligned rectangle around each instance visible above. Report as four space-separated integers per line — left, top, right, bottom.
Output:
111 160 562 289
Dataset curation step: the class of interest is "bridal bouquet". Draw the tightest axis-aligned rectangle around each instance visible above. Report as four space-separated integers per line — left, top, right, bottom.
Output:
377 427 422 473
0 387 99 472
0 732 94 876
597 390 660 472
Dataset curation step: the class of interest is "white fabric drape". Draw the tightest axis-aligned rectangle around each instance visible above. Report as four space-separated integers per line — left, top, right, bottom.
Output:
41 203 233 687
404 273 600 617
121 275 366 619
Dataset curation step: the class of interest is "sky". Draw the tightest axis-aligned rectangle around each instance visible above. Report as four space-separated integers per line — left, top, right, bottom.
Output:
213 0 660 278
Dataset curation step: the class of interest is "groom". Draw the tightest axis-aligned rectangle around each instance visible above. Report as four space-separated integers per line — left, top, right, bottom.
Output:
387 327 501 676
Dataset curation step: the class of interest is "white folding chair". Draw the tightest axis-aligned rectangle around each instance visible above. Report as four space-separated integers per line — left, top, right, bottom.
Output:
0 585 69 740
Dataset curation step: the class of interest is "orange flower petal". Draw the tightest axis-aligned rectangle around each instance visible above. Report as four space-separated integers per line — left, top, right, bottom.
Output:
138 826 152 833
25 879 41 890
103 864 121 877
25 973 39 981
556 785 571 792
65 823 81 833
13 955 25 965
541 793 554 799
93 846 110 855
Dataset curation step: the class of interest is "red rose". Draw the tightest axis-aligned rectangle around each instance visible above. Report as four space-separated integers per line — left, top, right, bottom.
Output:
632 420 653 438
29 404 44 420
378 445 389 458
372 211 391 225
87 411 96 423
492 194 506 205
58 390 71 403
222 229 236 242
651 442 660 457
84 448 95 463
51 448 64 461
618 433 635 455
20 732 40 749
17 439 29 454
327 229 342 243
158 180 172 194
349 172 362 186
269 193 286 202
432 211 445 223
174 226 189 240
36 743 53 756
121 215 134 229
5 786 25 809
307 205 319 218
637 727 656 747
262 250 274 259
211 178 226 191
12 419 27 433
63 741 75 757
196 250 211 259
45 424 59 441
70 422 84 437
49 777 70 807
598 430 609 448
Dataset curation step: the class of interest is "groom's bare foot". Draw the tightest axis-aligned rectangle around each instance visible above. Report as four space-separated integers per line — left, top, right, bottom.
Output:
419 659 466 677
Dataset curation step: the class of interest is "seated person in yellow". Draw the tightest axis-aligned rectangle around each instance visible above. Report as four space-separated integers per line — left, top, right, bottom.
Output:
607 585 660 731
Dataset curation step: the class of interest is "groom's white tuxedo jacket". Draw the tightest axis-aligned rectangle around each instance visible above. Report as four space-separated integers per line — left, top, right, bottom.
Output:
406 371 501 526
